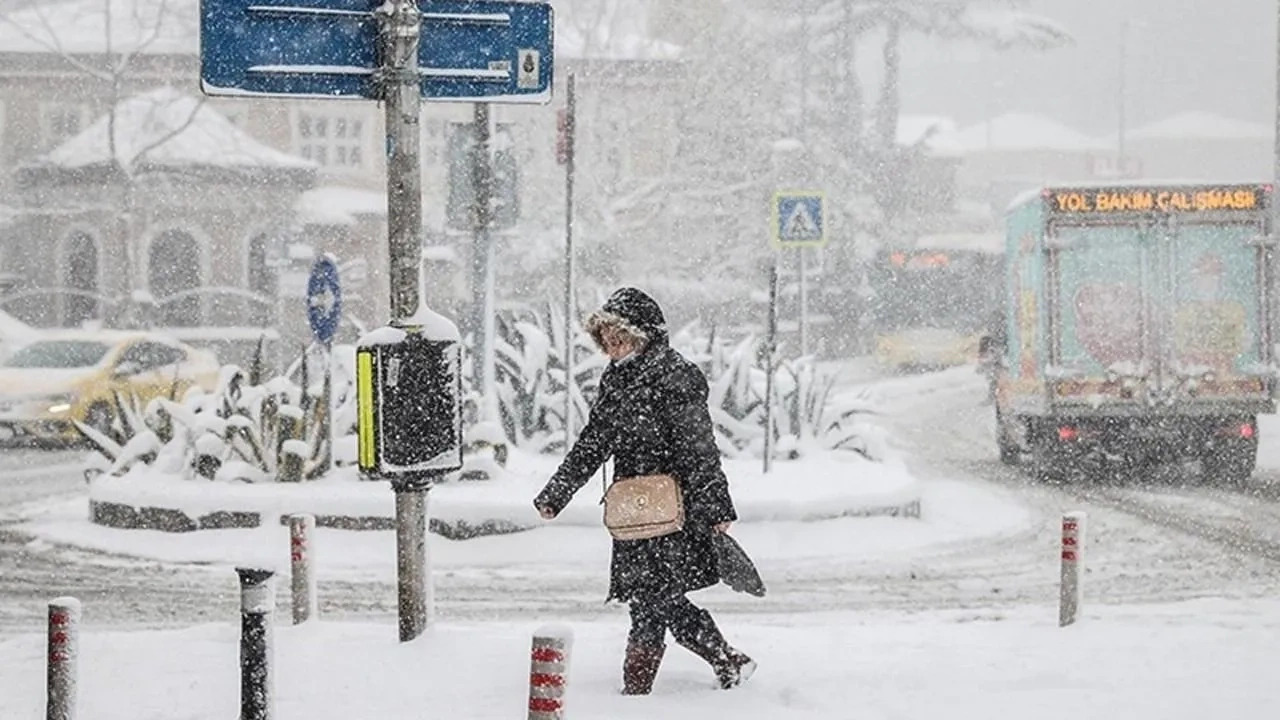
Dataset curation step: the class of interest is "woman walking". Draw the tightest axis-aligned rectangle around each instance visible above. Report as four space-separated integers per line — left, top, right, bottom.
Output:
533 287 756 695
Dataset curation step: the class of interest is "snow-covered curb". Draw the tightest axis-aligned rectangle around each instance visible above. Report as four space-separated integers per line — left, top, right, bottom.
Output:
86 452 922 537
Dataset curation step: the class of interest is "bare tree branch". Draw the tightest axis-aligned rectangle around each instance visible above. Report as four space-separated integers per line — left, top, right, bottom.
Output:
128 94 207 172
0 4 113 81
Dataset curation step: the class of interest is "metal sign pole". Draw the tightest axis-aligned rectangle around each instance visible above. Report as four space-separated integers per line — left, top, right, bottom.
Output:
319 340 333 473
799 248 808 357
763 257 779 474
470 102 500 421
378 0 430 643
563 73 577 450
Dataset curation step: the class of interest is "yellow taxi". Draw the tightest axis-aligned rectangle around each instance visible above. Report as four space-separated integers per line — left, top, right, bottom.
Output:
0 330 220 446
875 328 982 373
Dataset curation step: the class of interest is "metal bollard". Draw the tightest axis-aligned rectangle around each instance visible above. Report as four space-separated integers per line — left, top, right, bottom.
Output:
527 626 573 720
288 514 317 625
237 567 276 720
46 597 81 720
1059 511 1087 627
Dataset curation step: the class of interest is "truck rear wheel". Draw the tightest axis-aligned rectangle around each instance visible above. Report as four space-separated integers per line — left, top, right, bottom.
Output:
995 410 1020 465
1201 441 1257 487
1029 432 1068 484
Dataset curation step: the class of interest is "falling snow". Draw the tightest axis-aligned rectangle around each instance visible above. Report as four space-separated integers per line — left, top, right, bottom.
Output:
2 1 1280 718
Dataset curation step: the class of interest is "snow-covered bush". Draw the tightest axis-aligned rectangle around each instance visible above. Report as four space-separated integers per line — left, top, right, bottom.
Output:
673 328 886 462
74 380 181 477
470 301 605 455
769 361 886 462
83 341 349 482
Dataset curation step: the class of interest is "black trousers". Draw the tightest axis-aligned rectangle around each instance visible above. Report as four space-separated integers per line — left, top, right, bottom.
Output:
627 591 723 651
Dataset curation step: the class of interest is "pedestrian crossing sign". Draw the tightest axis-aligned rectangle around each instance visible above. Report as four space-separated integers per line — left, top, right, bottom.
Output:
773 192 826 248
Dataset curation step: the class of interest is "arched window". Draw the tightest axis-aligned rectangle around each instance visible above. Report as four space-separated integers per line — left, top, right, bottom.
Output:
149 230 201 327
247 233 275 326
63 231 99 327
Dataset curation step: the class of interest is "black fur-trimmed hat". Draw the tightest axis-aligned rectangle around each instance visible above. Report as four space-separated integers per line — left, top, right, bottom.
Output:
584 287 666 348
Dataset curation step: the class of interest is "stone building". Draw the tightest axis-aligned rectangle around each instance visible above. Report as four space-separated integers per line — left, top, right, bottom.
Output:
0 0 687 360
4 87 315 361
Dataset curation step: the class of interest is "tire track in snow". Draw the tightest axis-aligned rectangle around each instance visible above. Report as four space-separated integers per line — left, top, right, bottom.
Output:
1076 484 1280 564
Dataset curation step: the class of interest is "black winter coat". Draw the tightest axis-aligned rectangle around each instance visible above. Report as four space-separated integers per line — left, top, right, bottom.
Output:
534 336 737 602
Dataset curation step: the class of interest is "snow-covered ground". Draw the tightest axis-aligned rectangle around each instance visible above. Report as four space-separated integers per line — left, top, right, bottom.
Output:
2 363 1279 718
0 599 1276 719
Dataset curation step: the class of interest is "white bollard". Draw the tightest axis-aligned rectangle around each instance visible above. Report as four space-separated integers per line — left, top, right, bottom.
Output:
288 514 317 625
527 626 573 720
46 597 81 720
1059 511 1086 627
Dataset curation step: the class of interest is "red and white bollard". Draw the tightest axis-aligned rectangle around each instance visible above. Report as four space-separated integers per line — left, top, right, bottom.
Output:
527 626 573 720
1059 511 1087 627
47 596 81 720
288 514 317 625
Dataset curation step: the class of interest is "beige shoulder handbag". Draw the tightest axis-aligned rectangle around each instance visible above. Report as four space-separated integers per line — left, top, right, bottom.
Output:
602 473 685 541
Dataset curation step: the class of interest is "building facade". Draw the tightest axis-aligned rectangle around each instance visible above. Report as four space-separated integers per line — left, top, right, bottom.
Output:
0 0 686 362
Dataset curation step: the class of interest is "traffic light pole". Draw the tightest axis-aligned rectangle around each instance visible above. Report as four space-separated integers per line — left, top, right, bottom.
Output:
378 0 431 643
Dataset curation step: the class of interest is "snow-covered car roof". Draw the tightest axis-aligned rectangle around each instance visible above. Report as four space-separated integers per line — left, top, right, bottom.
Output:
15 328 201 350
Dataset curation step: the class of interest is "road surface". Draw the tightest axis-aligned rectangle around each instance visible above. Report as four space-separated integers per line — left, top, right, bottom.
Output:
2 365 1278 636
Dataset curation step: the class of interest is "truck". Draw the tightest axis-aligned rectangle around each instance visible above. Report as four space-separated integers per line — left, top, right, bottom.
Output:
992 182 1276 484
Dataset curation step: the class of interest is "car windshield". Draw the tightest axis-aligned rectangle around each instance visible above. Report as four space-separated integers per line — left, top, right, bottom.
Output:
2 340 113 369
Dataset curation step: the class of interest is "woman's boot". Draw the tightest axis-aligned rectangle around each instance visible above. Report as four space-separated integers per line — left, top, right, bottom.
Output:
673 609 757 689
621 642 665 695
716 647 757 689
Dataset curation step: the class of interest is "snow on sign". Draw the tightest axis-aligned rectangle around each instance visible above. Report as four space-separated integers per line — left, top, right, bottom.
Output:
773 192 826 248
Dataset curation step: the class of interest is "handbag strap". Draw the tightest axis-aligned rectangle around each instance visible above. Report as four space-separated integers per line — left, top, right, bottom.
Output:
599 458 611 503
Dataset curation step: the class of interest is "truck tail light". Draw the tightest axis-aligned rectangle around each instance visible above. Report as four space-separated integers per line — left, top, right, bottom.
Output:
1057 426 1079 442
1239 423 1256 439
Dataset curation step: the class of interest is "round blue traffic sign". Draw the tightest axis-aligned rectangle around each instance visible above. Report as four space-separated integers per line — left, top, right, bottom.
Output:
307 255 342 344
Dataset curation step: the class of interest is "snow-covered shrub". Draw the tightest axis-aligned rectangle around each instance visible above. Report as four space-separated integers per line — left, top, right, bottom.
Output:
769 360 885 461
472 301 605 455
673 328 885 462
75 379 182 478
458 419 508 481
83 342 353 482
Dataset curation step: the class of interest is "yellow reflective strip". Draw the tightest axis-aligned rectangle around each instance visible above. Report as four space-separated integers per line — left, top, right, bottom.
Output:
356 351 375 469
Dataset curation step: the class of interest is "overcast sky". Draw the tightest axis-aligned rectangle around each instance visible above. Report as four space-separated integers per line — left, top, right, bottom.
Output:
896 0 1277 135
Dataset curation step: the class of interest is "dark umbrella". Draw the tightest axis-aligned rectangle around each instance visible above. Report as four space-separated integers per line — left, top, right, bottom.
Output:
713 532 766 597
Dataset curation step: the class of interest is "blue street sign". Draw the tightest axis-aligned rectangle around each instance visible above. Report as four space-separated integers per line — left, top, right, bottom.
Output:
307 255 343 344
200 0 554 102
772 191 826 248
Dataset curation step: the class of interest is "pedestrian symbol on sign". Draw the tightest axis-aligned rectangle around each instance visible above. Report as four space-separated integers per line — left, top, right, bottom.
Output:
783 202 819 239
773 192 826 248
